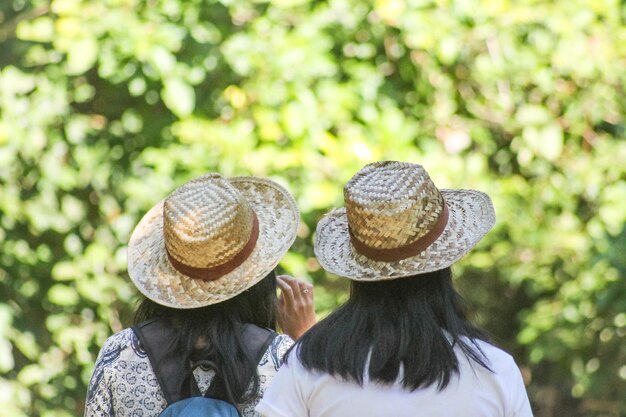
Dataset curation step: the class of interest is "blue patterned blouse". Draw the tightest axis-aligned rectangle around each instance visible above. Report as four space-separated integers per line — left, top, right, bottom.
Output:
84 328 294 417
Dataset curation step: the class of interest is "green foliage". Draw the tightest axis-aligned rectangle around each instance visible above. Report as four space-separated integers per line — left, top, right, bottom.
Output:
1 0 625 416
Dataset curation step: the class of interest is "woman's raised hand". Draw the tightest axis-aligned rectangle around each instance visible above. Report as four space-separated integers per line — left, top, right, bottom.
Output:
276 275 316 340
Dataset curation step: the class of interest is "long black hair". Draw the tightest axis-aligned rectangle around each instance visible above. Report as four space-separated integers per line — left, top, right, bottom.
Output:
134 270 277 404
293 267 492 390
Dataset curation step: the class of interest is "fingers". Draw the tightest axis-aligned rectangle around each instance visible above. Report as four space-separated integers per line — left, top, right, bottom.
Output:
297 279 312 296
276 275 316 340
277 275 306 306
276 275 297 311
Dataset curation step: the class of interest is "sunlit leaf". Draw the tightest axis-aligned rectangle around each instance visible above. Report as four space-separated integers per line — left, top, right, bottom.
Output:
162 78 195 117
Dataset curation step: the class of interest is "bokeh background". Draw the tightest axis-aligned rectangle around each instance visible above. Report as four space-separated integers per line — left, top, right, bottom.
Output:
1 0 625 416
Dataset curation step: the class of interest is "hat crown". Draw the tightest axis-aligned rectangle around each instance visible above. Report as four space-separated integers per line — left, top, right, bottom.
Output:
344 161 445 250
163 174 255 268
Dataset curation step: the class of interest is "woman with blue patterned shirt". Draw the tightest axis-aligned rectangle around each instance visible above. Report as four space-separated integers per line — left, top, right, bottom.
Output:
85 173 315 417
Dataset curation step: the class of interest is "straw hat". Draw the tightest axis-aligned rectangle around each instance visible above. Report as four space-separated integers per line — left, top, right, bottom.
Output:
314 161 495 280
128 173 299 308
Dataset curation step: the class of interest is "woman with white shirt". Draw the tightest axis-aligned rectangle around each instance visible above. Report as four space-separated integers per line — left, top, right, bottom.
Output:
256 161 533 417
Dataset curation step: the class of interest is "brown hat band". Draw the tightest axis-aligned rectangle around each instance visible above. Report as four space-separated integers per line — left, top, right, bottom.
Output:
349 204 449 262
165 211 260 281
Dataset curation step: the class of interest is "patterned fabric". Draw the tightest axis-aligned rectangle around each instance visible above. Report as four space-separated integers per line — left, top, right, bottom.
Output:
85 328 293 417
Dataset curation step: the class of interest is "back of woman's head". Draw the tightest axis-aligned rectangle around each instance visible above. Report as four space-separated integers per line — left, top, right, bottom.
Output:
133 270 278 403
134 269 278 328
295 267 491 390
350 267 460 326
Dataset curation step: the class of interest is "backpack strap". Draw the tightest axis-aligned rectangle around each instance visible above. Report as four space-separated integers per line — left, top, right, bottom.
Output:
243 323 278 365
203 324 277 402
132 319 277 406
132 318 189 405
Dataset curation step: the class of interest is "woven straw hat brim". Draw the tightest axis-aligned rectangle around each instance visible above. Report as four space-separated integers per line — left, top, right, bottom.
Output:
128 177 299 308
314 189 495 280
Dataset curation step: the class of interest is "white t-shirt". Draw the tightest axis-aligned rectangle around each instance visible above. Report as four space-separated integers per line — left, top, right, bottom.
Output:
256 339 533 417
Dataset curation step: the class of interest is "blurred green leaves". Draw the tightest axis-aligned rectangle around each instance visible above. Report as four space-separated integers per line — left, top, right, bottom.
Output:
0 0 625 416
162 78 195 117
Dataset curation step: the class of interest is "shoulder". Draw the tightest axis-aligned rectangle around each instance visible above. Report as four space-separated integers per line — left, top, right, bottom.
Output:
273 333 295 362
272 333 294 353
463 339 523 379
467 340 533 415
87 328 165 415
92 328 149 378
258 333 294 371
87 328 146 403
473 340 517 367
101 328 138 351
98 328 146 361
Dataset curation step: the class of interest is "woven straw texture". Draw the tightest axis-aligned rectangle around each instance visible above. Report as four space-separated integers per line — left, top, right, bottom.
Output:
314 161 495 280
128 174 299 308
